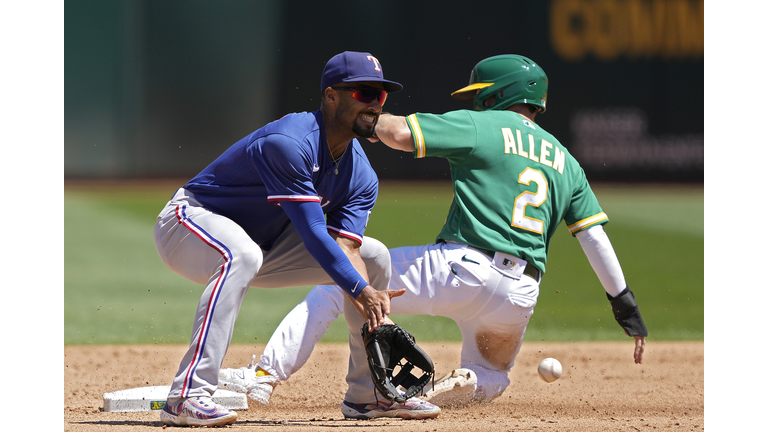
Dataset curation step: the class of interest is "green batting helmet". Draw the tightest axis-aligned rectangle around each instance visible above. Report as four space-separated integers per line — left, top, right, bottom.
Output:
451 54 548 112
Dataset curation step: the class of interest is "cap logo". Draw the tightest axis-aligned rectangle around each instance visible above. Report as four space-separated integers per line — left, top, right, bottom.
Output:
321 51 402 92
367 55 382 73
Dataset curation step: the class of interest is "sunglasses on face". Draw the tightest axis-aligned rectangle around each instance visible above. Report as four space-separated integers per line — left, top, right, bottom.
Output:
331 86 388 106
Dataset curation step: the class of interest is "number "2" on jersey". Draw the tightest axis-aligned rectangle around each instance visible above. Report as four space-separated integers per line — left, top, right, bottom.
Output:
512 168 547 234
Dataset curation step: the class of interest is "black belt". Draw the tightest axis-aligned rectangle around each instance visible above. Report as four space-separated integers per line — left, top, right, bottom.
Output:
474 247 541 281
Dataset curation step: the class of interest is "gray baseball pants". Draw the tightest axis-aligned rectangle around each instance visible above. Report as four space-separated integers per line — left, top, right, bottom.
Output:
153 188 390 401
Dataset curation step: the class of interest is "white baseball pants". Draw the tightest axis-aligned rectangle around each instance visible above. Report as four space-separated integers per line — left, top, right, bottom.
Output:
258 241 540 403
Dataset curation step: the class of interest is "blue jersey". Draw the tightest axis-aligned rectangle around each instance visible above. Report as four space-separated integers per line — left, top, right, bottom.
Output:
184 111 378 251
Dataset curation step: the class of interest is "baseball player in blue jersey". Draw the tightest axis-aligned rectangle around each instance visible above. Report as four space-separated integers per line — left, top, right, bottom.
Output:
219 54 648 409
152 51 440 427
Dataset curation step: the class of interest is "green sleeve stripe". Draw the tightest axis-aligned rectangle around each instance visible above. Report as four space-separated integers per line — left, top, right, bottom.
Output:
567 212 608 234
406 114 426 158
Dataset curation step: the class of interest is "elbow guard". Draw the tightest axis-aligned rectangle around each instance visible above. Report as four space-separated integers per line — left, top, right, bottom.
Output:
607 288 648 337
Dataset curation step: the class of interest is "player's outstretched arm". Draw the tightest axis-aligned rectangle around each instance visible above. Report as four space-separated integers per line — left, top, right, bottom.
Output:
576 225 648 363
278 200 400 329
371 114 415 152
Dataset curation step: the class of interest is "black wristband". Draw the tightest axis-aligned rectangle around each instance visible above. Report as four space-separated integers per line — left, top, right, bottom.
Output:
607 288 648 337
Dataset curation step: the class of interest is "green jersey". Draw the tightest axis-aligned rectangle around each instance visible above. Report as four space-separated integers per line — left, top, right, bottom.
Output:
406 109 607 274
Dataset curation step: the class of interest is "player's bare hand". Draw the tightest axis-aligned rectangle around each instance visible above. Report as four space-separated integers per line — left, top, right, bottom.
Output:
356 286 405 331
633 336 645 364
386 288 406 300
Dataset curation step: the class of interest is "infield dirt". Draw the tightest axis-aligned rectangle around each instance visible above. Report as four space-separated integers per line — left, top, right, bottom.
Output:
64 341 703 431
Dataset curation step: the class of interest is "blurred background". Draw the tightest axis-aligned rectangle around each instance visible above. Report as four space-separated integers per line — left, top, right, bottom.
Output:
65 0 703 183
63 0 704 346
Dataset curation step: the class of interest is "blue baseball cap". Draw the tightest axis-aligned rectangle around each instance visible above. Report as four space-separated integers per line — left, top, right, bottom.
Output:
321 51 403 93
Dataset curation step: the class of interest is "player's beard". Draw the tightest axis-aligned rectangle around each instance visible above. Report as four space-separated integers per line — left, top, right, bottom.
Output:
352 112 378 138
353 121 375 138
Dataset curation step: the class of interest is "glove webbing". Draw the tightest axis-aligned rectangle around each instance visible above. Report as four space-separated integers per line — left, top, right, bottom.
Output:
363 324 435 403
369 359 436 403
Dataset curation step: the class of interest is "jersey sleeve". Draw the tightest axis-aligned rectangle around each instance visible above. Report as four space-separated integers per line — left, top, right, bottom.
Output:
247 133 320 204
563 165 609 235
406 111 478 159
325 176 377 245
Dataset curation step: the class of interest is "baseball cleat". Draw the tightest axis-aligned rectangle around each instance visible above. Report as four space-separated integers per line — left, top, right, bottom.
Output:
422 368 478 407
160 396 237 427
218 367 278 405
218 356 278 405
341 397 441 420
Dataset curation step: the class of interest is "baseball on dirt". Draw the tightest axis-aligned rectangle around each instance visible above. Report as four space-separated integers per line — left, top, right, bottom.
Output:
538 358 562 383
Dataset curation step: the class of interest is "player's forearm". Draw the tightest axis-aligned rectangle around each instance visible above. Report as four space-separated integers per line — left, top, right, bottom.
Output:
575 225 626 297
336 236 373 298
375 114 416 152
345 288 369 318
578 225 648 338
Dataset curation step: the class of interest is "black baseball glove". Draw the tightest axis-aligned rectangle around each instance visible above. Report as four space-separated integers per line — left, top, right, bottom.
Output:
361 323 435 402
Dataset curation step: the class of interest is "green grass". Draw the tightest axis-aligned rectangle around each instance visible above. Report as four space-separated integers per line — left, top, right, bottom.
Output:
64 180 703 345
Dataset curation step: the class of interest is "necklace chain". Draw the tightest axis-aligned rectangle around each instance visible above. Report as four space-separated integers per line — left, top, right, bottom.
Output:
328 141 341 175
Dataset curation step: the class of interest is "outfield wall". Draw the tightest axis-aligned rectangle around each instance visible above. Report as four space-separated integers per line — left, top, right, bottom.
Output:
65 0 703 182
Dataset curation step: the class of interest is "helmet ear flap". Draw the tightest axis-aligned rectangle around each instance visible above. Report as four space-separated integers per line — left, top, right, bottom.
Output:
481 90 503 110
